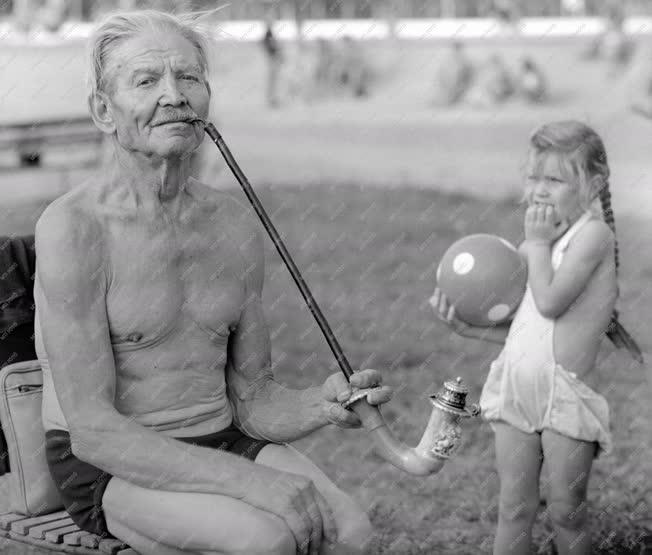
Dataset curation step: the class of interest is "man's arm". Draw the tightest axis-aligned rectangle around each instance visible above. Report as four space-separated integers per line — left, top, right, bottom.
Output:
224 213 342 442
35 204 264 499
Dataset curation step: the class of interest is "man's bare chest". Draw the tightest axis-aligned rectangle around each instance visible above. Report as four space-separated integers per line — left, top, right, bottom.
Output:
103 220 246 345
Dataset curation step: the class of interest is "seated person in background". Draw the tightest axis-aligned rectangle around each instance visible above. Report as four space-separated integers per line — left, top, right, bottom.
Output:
35 10 392 555
466 53 514 108
516 57 547 104
432 41 474 106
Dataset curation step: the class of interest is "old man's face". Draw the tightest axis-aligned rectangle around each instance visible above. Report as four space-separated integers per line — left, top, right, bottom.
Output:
102 31 210 159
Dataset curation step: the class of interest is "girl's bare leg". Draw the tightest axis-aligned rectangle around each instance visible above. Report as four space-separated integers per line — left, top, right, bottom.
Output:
541 430 596 555
492 422 544 555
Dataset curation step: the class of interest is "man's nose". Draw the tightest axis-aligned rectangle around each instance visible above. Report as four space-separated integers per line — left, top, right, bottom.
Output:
159 74 187 106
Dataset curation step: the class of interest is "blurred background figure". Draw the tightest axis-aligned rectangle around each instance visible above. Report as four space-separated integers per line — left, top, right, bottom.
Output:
37 0 70 33
466 53 514 108
313 38 337 98
432 41 474 106
492 0 520 32
627 38 652 119
516 56 547 104
339 36 371 98
311 37 372 100
280 41 314 104
582 0 635 74
601 3 635 75
262 19 283 108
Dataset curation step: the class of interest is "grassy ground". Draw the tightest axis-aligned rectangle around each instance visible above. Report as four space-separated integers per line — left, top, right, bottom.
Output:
5 185 649 554
254 184 652 554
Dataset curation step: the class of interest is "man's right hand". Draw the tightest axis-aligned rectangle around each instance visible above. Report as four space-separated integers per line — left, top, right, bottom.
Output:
241 464 337 555
429 287 469 337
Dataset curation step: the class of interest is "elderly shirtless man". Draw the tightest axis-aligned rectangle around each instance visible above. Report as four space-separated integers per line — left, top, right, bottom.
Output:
34 10 391 555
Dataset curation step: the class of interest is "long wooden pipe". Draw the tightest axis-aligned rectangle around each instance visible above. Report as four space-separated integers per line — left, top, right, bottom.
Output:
193 119 476 475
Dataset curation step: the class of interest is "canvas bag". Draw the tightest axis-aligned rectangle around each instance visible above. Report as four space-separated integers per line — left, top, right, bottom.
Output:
0 360 63 515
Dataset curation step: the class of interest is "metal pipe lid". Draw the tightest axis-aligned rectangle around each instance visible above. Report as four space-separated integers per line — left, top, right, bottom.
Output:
430 377 479 417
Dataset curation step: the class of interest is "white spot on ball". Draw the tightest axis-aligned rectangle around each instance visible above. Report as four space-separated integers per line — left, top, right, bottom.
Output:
436 263 442 282
453 253 475 275
488 304 511 322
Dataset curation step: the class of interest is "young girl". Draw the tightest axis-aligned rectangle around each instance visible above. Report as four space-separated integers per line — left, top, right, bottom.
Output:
431 120 642 554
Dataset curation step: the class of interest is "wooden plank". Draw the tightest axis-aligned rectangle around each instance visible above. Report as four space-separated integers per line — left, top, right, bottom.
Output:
11 511 68 534
116 549 138 555
80 533 101 548
0 127 102 149
8 531 102 553
99 538 128 554
45 523 81 543
64 529 90 546
0 513 27 530
28 517 75 539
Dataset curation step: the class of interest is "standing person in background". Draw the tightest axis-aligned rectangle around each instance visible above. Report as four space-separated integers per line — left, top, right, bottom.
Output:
262 19 283 108
432 121 642 554
432 41 474 106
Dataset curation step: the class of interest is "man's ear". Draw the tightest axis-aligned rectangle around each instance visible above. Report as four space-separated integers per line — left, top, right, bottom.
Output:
88 91 116 134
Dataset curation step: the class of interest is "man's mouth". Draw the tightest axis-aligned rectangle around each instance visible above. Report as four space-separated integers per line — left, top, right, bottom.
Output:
153 117 195 126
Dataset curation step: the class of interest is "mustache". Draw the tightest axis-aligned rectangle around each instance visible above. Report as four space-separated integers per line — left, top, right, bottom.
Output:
151 112 197 126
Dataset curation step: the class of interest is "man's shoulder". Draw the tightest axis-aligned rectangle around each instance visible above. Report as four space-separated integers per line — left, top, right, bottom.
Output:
36 182 103 252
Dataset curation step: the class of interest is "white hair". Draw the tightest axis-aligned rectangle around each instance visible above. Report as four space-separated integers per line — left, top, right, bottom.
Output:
87 9 214 98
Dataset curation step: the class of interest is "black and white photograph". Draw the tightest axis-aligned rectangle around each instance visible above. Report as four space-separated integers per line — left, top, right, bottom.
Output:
1 0 651 553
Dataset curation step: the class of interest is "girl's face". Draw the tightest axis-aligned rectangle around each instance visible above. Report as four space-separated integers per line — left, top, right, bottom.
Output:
525 151 585 235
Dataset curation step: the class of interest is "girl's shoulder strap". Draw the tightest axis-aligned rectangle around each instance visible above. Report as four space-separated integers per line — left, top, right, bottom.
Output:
554 210 594 255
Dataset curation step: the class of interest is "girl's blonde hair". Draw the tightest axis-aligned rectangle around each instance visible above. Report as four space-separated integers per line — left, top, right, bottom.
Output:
87 9 215 98
529 121 643 361
529 120 618 273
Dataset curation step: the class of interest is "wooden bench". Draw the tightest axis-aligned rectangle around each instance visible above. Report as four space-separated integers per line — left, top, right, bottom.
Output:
1 511 135 554
0 357 134 554
0 118 105 172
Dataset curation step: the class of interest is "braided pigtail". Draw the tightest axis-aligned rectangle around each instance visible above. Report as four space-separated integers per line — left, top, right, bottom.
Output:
599 180 644 363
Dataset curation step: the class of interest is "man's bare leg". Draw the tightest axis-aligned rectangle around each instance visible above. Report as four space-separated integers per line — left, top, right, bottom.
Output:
102 478 295 554
255 443 374 554
106 518 206 555
102 443 373 555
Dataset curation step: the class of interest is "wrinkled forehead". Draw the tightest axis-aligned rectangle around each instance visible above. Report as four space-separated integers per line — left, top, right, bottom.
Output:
103 31 205 88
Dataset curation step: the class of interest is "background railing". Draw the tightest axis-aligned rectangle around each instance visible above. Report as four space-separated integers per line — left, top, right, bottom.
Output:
3 0 652 23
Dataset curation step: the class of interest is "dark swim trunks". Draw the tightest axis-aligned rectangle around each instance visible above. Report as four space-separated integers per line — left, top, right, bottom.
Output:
45 424 271 538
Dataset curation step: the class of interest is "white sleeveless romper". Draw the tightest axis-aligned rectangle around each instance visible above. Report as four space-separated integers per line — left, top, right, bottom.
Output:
479 211 612 455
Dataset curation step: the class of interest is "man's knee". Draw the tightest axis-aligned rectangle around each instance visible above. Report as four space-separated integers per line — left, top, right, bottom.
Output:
234 515 295 555
547 495 588 531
